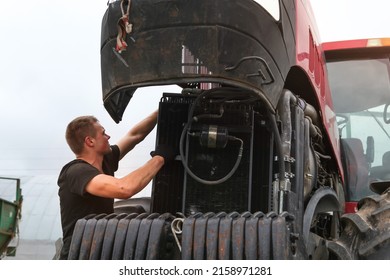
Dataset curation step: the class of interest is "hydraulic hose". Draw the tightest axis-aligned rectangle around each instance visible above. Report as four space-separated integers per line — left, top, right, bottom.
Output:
178 87 260 185
266 110 285 182
179 123 243 185
266 108 287 214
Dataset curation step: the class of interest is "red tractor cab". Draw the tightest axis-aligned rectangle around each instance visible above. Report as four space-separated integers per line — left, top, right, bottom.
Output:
323 38 390 213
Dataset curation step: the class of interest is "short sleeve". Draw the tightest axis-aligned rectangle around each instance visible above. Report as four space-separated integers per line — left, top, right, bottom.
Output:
64 162 100 196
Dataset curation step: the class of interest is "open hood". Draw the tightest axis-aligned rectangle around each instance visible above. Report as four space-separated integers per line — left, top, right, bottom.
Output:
100 0 292 122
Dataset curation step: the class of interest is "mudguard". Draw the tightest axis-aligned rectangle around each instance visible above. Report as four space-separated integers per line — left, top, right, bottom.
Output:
101 0 294 122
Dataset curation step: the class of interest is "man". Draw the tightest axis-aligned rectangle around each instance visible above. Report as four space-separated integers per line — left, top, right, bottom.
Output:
57 110 173 259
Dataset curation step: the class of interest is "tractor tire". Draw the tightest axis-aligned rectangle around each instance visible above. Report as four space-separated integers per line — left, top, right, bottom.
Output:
330 188 390 259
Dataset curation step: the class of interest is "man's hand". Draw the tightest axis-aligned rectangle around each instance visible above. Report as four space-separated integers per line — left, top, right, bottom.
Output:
150 144 176 162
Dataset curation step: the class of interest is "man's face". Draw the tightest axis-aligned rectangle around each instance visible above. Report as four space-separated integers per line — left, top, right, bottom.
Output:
92 122 112 155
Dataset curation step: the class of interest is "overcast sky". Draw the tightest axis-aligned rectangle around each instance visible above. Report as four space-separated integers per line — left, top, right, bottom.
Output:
0 0 389 182
0 0 165 179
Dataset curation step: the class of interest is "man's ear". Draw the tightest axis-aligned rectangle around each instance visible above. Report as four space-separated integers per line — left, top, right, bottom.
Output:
85 136 94 147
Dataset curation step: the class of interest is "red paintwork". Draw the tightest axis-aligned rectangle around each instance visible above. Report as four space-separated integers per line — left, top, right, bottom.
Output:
345 202 358 214
294 0 343 180
323 38 390 51
323 39 370 51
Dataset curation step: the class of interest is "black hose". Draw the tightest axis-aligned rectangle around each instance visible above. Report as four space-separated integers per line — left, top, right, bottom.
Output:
266 110 285 182
179 123 243 185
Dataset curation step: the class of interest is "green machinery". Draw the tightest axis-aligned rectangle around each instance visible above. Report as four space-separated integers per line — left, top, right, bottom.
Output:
0 177 22 258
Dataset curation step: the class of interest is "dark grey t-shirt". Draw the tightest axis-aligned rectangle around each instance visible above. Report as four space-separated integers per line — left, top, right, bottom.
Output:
57 145 120 259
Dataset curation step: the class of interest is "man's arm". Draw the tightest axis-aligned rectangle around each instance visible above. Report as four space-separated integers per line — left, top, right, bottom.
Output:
85 155 164 199
116 110 158 160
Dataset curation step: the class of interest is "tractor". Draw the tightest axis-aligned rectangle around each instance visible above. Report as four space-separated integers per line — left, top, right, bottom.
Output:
67 0 390 259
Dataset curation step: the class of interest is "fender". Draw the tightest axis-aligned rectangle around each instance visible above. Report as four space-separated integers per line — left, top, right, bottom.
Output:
302 187 341 244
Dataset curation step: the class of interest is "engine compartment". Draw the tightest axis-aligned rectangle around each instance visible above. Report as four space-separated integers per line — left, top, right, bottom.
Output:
150 87 326 225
